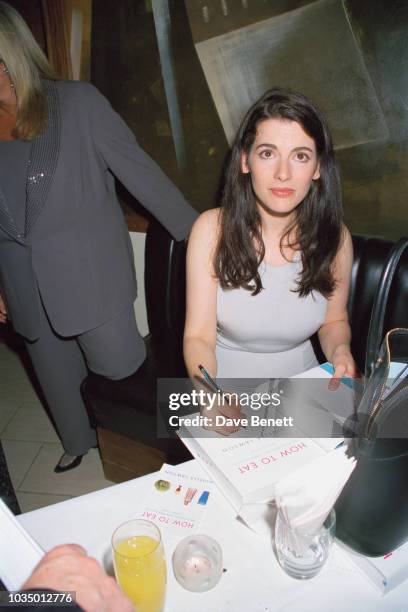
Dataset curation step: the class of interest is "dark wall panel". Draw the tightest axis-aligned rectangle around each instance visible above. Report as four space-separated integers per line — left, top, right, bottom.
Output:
91 0 407 239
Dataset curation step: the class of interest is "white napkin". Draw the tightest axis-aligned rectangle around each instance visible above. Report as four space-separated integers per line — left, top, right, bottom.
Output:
274 445 356 553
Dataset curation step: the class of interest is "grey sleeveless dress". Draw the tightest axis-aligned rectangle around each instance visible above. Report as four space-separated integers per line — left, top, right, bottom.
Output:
216 254 327 379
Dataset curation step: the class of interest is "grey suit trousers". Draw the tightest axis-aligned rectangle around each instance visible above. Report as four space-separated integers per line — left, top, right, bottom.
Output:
25 303 146 455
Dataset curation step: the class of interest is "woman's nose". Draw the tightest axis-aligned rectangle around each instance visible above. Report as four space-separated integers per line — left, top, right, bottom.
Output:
274 158 291 181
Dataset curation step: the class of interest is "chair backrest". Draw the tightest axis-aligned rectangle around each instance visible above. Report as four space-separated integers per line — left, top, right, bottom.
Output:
348 236 392 371
383 243 408 334
144 221 187 347
144 222 408 374
349 236 408 372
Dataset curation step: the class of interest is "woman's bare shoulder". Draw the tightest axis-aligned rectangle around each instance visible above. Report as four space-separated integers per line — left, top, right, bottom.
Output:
188 208 222 267
190 208 221 242
338 224 353 257
341 223 352 242
332 224 353 281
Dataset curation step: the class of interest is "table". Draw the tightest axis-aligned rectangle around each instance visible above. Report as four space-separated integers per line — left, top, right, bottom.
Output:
18 460 408 612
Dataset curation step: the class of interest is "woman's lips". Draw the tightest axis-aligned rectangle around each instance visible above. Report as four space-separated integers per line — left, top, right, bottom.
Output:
270 188 295 197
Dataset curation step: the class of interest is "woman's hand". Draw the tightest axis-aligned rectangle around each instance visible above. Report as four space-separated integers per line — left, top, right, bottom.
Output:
201 394 246 436
329 343 359 390
0 293 7 323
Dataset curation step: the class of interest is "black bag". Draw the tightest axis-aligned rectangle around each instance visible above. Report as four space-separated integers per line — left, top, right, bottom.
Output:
335 237 408 557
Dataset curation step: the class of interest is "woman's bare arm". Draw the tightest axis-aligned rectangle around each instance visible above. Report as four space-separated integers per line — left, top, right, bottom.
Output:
183 209 243 434
318 227 358 385
183 209 220 380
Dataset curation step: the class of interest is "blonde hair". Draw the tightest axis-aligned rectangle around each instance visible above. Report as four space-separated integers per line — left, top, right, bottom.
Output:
0 1 57 139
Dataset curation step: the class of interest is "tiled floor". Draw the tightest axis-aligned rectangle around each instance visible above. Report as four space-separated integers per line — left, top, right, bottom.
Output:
0 339 113 514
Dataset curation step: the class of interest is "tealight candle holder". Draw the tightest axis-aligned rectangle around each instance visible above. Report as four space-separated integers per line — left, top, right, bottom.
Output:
172 534 223 592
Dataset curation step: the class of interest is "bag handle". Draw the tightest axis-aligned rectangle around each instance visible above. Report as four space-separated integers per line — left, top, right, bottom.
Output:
365 237 408 379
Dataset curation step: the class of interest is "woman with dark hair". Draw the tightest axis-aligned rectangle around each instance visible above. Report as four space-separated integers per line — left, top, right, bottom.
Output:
0 1 197 471
184 88 357 434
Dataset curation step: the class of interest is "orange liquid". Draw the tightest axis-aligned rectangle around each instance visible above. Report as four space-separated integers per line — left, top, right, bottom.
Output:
114 535 166 612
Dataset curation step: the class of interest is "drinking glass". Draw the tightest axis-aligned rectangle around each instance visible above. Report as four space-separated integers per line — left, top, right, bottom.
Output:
275 508 336 580
112 519 166 612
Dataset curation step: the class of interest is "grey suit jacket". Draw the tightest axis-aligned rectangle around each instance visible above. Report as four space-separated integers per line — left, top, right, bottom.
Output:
0 80 198 341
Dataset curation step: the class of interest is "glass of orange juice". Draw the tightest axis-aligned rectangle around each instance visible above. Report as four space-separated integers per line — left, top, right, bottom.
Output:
112 519 166 612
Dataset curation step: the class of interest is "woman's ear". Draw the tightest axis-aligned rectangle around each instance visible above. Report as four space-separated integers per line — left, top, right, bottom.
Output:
241 152 250 174
312 162 320 180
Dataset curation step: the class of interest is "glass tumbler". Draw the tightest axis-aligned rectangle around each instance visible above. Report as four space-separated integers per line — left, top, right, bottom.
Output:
275 508 336 580
112 519 166 612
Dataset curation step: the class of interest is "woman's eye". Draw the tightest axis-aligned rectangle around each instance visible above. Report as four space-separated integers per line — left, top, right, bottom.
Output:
295 152 310 161
259 149 274 159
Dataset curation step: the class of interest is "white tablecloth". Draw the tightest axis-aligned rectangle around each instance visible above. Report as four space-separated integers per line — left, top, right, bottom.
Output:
18 460 408 612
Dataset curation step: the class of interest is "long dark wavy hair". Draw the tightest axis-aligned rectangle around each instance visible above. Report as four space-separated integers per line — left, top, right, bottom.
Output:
214 88 343 297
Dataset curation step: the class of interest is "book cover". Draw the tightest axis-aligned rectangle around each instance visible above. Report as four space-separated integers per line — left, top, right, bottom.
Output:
179 430 331 507
134 463 213 537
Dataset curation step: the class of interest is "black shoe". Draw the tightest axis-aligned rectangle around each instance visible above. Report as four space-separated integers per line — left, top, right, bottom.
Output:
54 452 84 473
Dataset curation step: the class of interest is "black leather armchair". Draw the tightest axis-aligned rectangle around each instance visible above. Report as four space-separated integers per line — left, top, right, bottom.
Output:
348 235 408 371
82 223 408 482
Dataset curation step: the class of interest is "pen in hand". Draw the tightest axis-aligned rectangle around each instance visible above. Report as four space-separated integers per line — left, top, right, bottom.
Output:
198 364 247 428
198 364 229 403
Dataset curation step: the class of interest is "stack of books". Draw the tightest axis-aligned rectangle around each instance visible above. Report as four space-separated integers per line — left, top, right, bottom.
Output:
177 364 356 530
179 429 340 508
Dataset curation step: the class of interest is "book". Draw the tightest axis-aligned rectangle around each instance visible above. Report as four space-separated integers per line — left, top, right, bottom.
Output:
179 428 339 510
134 463 214 537
0 498 44 590
338 540 408 594
177 364 356 531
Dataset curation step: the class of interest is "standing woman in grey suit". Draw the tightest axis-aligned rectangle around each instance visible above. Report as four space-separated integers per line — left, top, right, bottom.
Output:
0 2 197 471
